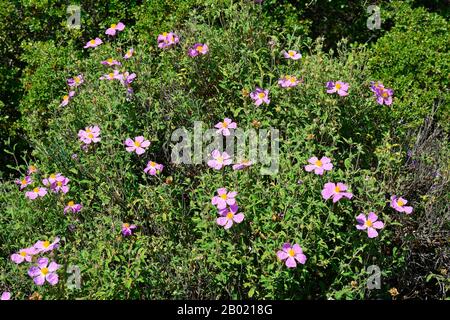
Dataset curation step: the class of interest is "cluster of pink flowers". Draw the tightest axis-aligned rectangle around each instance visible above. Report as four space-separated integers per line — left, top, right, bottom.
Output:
212 188 244 229
157 32 179 49
10 237 61 286
370 81 394 105
60 74 84 107
42 173 70 194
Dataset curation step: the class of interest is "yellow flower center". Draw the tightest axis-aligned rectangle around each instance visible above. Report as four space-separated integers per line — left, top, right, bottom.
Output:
20 251 27 257
196 45 203 52
162 32 168 37
382 91 388 98
33 187 40 193
365 220 373 228
111 23 117 28
21 179 27 185
41 267 49 275
88 133 94 139
109 73 114 78
107 58 113 63
335 83 341 89
57 181 62 186
315 160 323 167
43 241 50 248
50 174 56 179
134 141 141 147
90 40 95 45
68 201 75 206
258 92 265 99
63 95 69 100
123 223 130 228
220 194 227 200
334 186 341 193
288 249 295 257
75 77 80 83
222 121 228 128
29 166 36 172
397 199 404 207
150 161 156 167
288 51 295 57
290 77 297 83
217 156 224 163
226 212 234 219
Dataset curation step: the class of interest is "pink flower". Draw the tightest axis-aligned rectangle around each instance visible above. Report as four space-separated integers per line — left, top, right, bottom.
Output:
277 243 307 268
326 81 349 96
33 237 60 253
124 48 134 59
283 50 302 60
356 212 384 238
84 38 103 48
78 126 101 144
390 195 413 214
28 258 60 286
157 32 179 49
188 43 209 57
25 187 47 200
144 161 164 176
207 150 232 170
15 176 33 190
105 22 125 36
125 136 150 155
321 182 353 203
43 173 70 194
64 201 82 214
101 58 122 66
120 72 136 86
1 292 11 300
60 91 75 107
211 188 237 210
250 87 270 106
278 75 300 88
215 118 237 136
99 70 123 81
122 223 137 236
304 156 333 175
11 247 38 264
67 74 84 87
232 159 253 171
217 205 244 229
27 165 38 175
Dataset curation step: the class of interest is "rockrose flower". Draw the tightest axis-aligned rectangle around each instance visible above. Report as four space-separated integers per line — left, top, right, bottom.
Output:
64 201 82 214
33 237 60 253
188 43 209 57
101 58 122 66
78 126 101 145
232 159 253 171
215 118 237 136
27 165 38 175
84 38 103 48
207 150 232 170
25 187 47 200
211 188 237 210
250 87 270 106
144 161 164 176
124 48 134 59
105 22 125 36
371 81 394 106
278 75 300 88
326 81 349 96
125 136 150 155
60 91 75 107
28 258 60 286
67 74 84 87
277 243 307 268
356 212 384 238
217 205 244 229
15 176 32 190
390 195 413 214
99 70 123 81
304 156 333 175
283 50 302 60
11 247 37 264
321 182 353 203
122 223 137 236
